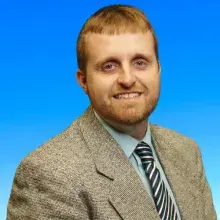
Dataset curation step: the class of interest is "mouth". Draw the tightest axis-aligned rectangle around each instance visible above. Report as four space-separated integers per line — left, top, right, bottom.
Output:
113 92 142 99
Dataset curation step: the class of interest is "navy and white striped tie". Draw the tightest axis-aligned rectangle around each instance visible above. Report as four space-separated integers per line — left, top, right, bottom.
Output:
135 141 178 220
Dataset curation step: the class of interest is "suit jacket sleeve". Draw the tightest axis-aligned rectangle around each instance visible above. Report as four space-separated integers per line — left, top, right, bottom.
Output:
7 157 90 220
194 141 217 220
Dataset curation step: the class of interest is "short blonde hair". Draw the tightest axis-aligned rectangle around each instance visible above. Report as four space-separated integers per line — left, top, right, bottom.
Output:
76 4 158 72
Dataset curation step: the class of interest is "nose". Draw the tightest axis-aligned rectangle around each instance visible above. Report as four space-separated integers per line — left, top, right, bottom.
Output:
117 67 136 88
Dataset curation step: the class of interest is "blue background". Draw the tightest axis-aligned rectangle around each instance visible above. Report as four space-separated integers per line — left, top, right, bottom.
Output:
0 0 219 219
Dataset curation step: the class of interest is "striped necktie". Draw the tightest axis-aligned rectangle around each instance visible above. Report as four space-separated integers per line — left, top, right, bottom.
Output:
135 141 178 220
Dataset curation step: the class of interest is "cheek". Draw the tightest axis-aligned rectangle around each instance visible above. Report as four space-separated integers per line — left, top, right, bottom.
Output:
149 81 160 98
141 73 160 91
88 78 110 100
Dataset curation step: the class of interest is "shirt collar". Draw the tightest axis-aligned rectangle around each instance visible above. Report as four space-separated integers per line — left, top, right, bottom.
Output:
93 109 152 158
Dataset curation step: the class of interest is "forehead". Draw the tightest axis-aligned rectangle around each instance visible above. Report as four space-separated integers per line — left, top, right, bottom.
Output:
85 32 155 61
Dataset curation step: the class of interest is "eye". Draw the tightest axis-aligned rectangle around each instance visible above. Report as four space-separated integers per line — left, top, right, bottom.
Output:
134 60 148 69
103 62 118 72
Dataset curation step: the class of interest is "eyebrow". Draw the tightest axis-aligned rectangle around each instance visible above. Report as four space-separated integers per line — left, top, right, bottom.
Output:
132 53 154 61
94 53 154 70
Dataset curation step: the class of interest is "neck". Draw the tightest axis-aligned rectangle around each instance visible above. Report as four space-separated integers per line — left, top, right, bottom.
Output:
103 118 148 141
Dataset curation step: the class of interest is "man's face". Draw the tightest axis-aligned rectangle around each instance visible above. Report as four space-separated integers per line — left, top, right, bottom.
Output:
77 32 160 125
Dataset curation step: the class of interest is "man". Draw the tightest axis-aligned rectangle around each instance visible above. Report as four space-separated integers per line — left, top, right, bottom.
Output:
7 4 217 220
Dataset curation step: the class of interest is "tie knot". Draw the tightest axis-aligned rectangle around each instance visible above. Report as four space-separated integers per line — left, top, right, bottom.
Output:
135 141 154 164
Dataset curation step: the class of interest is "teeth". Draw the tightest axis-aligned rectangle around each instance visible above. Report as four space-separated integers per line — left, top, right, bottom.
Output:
115 93 140 99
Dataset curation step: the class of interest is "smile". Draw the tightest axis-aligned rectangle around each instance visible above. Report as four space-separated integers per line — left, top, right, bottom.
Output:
114 92 141 99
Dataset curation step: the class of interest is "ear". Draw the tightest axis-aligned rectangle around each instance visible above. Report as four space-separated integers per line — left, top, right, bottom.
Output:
157 61 161 74
76 69 88 94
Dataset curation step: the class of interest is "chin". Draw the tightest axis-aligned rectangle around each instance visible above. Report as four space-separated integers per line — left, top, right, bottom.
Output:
108 108 149 125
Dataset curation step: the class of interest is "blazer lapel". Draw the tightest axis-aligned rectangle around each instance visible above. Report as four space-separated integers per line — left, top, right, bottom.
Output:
78 106 160 220
151 125 199 219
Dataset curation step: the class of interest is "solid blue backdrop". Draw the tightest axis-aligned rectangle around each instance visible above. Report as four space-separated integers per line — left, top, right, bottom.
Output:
0 0 219 219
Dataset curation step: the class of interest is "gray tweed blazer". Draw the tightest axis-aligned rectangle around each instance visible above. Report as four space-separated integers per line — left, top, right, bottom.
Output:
7 106 217 220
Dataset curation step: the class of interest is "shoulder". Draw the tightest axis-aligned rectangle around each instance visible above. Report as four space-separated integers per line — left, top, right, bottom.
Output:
151 123 201 155
150 124 205 178
151 123 197 144
15 118 94 186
